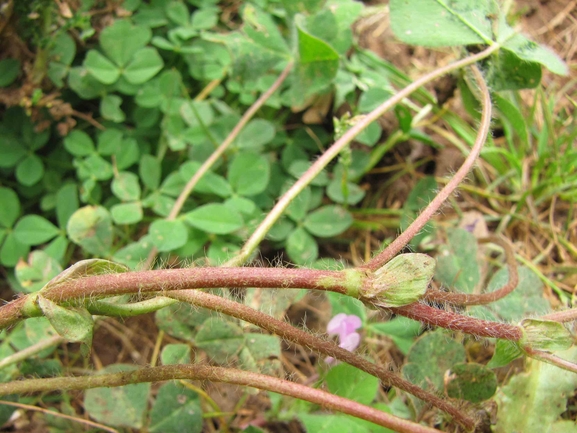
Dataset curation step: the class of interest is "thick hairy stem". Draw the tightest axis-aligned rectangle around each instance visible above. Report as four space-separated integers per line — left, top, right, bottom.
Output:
393 303 523 340
144 62 293 269
0 364 441 433
168 290 475 430
42 267 349 296
366 64 492 271
230 45 500 267
0 267 355 330
423 236 519 306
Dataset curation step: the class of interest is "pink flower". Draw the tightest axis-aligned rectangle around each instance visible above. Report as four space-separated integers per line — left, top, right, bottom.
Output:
325 313 362 364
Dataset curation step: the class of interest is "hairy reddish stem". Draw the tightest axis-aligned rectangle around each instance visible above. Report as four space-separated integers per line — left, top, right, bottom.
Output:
0 364 441 433
0 268 355 329
423 236 519 306
168 290 475 430
540 308 577 323
393 303 523 340
0 298 26 330
232 46 500 267
1 264 525 346
366 65 492 271
43 267 350 298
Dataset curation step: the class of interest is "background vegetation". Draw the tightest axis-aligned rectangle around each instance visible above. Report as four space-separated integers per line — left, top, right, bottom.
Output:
0 0 575 432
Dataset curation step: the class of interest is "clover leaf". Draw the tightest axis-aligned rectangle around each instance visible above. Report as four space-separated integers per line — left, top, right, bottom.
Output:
84 20 163 85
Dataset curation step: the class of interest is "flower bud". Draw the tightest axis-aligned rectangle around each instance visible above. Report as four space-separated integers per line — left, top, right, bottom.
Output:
520 319 573 352
361 253 435 308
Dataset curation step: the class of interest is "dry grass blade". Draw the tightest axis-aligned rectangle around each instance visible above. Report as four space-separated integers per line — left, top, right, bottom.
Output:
0 400 119 433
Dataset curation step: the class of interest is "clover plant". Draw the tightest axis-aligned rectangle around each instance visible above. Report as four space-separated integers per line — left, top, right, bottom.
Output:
0 0 574 432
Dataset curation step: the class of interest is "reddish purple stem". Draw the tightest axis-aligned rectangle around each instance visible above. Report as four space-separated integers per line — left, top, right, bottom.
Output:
393 303 523 340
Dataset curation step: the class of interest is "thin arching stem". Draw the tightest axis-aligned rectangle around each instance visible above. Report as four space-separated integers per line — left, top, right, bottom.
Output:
229 45 500 267
0 364 442 433
167 62 293 221
0 401 118 433
167 290 475 430
366 64 493 271
0 335 64 370
423 236 519 306
523 348 577 374
144 62 293 269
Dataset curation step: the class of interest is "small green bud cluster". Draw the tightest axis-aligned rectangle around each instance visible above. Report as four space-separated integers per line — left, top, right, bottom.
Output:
360 253 436 308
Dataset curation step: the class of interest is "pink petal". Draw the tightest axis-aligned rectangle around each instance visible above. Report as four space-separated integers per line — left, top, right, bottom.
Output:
340 332 361 352
327 313 347 334
343 315 362 333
